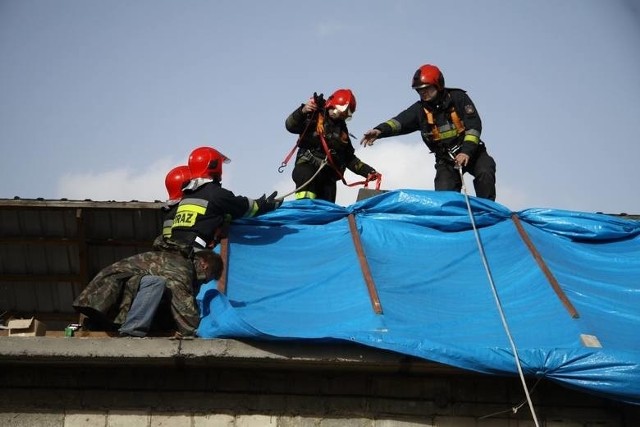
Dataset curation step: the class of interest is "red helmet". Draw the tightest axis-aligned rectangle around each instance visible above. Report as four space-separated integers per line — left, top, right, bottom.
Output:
188 146 230 180
411 64 445 91
325 89 356 117
165 165 192 200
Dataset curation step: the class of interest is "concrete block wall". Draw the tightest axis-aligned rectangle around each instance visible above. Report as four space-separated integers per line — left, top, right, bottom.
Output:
0 338 638 426
0 411 582 426
0 364 634 426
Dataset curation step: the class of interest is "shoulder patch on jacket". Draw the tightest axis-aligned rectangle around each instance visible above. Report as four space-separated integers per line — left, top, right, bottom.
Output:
464 104 476 115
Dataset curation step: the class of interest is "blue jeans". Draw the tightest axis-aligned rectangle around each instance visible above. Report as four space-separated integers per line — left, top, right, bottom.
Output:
119 275 167 337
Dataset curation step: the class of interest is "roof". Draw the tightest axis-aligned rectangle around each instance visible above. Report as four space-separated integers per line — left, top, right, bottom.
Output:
0 198 163 325
1 192 639 406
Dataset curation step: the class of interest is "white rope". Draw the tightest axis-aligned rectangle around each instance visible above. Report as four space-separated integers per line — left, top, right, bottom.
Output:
457 166 540 427
478 378 542 420
275 159 328 201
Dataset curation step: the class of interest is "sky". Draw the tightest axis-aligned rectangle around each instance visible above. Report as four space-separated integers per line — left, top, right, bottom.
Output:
1 0 639 214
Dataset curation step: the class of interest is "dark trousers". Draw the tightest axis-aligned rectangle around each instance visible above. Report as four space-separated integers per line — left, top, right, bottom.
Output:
434 150 496 200
292 162 338 202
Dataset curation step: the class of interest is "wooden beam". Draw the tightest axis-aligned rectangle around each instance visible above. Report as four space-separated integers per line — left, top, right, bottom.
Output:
511 214 579 319
347 214 383 314
216 238 230 294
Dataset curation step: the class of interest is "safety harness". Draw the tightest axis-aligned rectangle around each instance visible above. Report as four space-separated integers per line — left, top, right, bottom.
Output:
315 114 345 183
423 106 465 141
315 113 381 190
278 106 381 197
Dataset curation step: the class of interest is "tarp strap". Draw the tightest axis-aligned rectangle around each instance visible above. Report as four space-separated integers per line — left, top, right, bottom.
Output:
216 237 230 295
510 214 580 319
347 214 383 314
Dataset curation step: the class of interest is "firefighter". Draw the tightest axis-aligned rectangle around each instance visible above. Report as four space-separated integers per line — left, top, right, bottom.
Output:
360 64 496 201
161 165 192 239
285 88 381 202
169 146 281 251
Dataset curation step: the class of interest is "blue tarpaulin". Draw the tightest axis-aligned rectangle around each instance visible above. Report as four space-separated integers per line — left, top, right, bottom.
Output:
196 189 640 405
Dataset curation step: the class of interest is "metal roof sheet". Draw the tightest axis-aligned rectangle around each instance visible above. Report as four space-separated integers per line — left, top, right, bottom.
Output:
0 198 163 326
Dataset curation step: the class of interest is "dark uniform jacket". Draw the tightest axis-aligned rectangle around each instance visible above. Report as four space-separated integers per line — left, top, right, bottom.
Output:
286 106 375 180
170 179 255 248
72 250 201 335
374 88 483 161
161 200 180 239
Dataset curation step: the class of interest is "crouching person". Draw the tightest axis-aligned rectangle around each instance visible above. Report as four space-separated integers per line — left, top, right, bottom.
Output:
73 249 223 337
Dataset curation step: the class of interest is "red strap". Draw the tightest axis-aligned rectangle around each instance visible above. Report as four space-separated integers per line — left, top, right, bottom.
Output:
318 132 381 190
278 143 299 173
278 111 317 173
317 114 369 188
368 173 382 190
349 173 382 190
285 111 382 191
317 126 346 184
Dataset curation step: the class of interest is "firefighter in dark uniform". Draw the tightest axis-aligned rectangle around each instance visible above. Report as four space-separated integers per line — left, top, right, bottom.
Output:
169 146 281 251
161 164 192 239
360 64 496 201
286 88 381 202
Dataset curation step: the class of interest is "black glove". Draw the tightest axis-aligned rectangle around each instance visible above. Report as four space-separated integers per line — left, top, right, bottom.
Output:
359 164 376 178
313 92 325 109
255 191 282 216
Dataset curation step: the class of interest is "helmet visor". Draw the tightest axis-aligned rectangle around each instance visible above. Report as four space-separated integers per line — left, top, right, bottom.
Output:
333 103 353 120
207 151 231 175
219 152 231 164
416 85 438 101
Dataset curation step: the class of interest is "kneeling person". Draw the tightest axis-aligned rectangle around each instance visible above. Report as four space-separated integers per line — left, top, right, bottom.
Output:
73 250 222 337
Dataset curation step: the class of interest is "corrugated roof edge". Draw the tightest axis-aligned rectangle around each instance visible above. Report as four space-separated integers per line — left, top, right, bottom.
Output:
0 198 164 209
1 197 637 219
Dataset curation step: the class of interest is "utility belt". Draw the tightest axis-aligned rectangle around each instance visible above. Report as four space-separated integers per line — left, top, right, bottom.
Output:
431 140 485 163
429 141 462 161
153 234 197 259
169 230 209 251
297 149 327 168
298 148 346 173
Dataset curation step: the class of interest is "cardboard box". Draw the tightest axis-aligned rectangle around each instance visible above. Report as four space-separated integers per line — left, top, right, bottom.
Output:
7 318 47 337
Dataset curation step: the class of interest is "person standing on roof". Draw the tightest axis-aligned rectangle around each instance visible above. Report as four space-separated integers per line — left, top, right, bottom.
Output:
285 88 381 202
169 146 282 252
360 64 496 201
161 165 192 239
